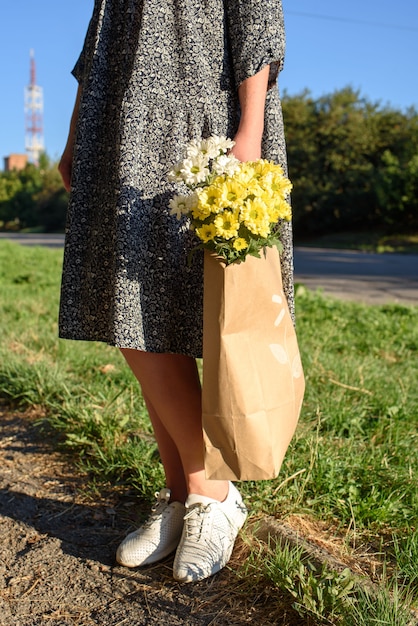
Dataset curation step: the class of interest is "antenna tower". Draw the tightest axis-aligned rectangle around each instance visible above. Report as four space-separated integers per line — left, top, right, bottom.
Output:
25 50 44 164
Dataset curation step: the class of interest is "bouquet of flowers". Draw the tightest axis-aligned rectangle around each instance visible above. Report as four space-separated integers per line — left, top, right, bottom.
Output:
168 135 292 265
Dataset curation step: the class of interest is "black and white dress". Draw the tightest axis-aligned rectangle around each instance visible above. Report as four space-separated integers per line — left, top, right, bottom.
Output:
59 0 294 357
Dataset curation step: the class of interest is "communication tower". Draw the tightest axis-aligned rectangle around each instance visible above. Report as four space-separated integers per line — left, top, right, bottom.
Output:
24 49 44 164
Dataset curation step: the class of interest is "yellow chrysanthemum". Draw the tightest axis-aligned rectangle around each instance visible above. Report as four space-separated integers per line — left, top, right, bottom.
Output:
195 223 217 243
195 185 223 217
232 237 248 251
241 198 270 236
235 162 256 185
267 206 280 223
268 198 292 222
211 174 227 186
279 199 292 220
192 203 212 220
214 210 240 240
252 159 278 179
270 174 292 196
257 224 270 238
243 178 265 199
256 189 274 207
218 178 247 208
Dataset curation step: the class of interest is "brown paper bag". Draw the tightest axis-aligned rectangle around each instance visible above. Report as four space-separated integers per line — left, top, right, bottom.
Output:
202 246 305 481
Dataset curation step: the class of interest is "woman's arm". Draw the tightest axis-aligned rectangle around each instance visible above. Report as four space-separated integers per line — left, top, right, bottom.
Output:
58 85 82 192
231 65 270 162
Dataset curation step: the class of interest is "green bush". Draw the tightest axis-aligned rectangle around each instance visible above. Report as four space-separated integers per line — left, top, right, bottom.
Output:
0 153 68 232
282 87 418 234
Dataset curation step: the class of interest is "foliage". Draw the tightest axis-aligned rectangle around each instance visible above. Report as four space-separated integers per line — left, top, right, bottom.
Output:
282 87 418 234
242 540 414 625
260 543 356 622
0 153 68 232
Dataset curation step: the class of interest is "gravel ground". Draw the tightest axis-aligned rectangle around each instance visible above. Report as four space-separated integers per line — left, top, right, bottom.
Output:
0 407 285 626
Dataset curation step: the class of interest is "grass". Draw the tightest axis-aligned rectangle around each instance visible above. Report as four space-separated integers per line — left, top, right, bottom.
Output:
0 240 417 624
237 538 416 625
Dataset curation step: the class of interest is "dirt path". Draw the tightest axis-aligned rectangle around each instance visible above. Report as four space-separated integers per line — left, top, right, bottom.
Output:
0 407 286 626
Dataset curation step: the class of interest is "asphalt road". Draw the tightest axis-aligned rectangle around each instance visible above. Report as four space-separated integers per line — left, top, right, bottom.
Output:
293 246 418 305
1 233 417 305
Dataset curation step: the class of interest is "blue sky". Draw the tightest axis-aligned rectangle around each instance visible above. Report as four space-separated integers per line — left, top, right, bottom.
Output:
1 0 417 165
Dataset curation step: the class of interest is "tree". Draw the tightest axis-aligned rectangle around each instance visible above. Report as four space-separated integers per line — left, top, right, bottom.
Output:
0 154 68 231
282 87 418 234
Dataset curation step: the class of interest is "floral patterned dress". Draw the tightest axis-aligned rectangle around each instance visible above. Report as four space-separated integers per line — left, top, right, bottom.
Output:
58 0 294 357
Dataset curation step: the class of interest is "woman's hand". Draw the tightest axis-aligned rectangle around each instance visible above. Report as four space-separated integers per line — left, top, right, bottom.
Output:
58 148 74 192
230 129 262 162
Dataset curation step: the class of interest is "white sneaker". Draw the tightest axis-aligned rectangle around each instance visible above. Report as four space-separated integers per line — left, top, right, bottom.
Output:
116 488 185 567
173 482 247 583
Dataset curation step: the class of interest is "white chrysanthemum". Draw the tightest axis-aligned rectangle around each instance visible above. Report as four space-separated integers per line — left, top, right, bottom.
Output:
185 139 204 159
180 154 210 186
212 153 240 177
199 137 221 160
185 136 235 160
169 194 195 219
210 135 235 154
167 161 184 183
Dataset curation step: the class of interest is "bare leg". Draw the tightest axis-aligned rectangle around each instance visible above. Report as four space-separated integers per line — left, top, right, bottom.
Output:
141 391 187 503
121 349 229 502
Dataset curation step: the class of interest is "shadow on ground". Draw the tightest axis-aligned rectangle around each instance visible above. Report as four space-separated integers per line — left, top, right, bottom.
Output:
0 408 298 626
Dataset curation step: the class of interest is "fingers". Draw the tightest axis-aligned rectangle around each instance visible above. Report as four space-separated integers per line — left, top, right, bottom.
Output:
58 157 72 192
230 134 262 162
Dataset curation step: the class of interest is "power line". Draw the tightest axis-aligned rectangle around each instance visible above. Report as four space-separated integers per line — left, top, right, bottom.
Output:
286 10 418 33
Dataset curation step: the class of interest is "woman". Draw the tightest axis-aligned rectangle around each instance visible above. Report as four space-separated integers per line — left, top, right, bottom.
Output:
58 0 293 583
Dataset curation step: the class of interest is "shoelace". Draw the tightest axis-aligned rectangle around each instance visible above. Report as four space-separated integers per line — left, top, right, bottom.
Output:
142 492 170 529
183 504 208 540
183 499 246 540
236 501 247 516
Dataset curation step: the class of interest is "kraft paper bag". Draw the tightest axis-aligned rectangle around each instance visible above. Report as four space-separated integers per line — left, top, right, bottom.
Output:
202 246 305 481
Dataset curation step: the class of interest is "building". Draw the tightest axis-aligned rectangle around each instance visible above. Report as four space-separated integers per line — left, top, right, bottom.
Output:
3 153 28 172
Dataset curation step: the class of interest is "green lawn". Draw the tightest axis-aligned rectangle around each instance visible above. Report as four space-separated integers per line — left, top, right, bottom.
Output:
0 240 417 624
